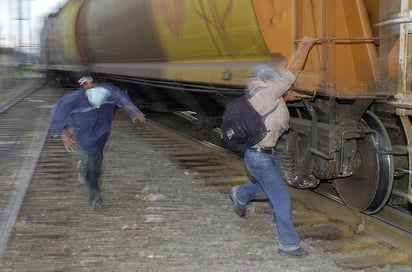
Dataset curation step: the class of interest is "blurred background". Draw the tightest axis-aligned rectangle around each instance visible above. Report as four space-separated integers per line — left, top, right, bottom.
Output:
0 0 66 89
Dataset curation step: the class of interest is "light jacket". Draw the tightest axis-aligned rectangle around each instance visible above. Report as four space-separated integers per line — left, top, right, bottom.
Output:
246 70 296 148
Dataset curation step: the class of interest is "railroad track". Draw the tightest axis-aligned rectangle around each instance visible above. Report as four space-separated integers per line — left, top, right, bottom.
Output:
0 84 411 271
0 81 61 256
153 111 412 230
148 112 412 270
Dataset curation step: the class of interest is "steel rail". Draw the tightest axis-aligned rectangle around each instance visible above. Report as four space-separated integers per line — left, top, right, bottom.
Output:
0 82 55 260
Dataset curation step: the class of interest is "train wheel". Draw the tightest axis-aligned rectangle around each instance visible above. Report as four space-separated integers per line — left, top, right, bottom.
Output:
333 111 394 214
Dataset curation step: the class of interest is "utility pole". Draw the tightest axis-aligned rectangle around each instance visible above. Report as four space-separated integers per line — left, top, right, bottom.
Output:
17 0 23 52
17 0 31 52
0 22 3 48
28 0 32 56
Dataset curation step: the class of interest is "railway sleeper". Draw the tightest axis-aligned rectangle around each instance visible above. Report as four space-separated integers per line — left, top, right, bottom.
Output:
334 251 412 270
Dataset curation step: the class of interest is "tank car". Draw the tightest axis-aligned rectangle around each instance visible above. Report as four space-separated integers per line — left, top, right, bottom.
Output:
41 0 412 214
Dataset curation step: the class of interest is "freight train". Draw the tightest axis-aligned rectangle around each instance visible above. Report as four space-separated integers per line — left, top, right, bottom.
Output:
41 0 412 214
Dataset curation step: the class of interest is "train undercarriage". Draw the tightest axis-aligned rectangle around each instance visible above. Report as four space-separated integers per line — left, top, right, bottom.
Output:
113 75 411 215
137 82 412 215
276 97 407 214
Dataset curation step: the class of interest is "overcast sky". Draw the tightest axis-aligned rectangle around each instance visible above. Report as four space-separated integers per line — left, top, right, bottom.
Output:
0 0 67 48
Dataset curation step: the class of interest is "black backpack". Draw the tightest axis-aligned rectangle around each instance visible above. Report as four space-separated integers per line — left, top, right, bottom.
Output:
220 91 278 152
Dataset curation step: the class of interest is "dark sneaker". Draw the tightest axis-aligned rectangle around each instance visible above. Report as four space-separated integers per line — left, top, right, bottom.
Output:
230 186 246 217
90 196 102 210
278 247 309 259
89 191 103 210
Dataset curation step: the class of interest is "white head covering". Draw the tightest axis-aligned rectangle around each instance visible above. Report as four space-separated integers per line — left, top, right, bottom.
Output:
85 86 111 108
78 76 94 86
253 65 279 81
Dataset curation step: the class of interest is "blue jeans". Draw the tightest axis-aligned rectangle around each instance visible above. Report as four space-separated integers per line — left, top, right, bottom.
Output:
236 148 300 251
78 149 104 200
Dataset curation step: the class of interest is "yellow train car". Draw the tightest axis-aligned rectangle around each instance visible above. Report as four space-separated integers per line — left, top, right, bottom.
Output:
42 0 412 214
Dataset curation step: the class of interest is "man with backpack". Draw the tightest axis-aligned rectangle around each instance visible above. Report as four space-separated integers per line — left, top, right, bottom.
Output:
229 36 316 258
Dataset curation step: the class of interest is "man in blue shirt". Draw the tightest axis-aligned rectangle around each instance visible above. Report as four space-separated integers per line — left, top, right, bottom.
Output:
50 70 145 210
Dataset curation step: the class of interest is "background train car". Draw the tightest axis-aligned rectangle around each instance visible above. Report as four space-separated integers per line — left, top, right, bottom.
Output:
41 0 412 214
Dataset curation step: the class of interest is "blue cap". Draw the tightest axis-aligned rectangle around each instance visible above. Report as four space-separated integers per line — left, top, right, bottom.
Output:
77 69 94 80
253 65 279 80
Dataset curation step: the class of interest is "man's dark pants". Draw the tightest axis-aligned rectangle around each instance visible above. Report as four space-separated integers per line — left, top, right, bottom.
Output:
80 149 104 204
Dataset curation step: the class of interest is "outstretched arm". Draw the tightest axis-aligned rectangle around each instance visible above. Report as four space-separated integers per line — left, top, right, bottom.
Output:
131 112 146 123
286 36 316 76
106 84 146 123
61 127 76 152
283 89 301 102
